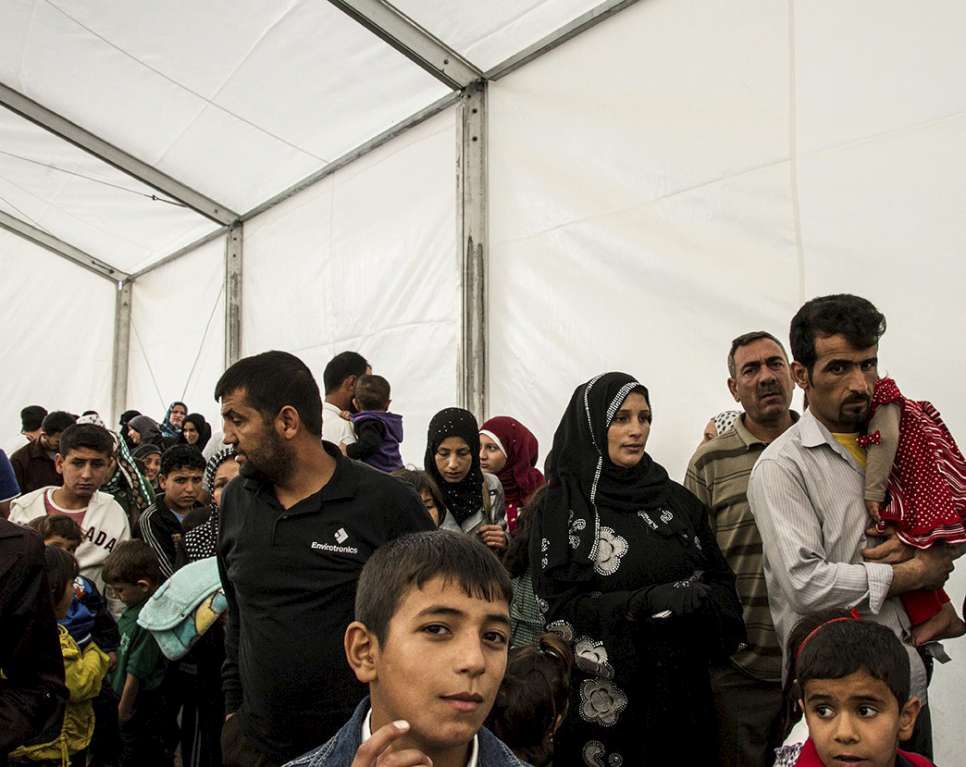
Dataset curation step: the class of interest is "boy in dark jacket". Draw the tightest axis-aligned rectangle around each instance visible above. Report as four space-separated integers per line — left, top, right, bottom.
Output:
284 530 525 767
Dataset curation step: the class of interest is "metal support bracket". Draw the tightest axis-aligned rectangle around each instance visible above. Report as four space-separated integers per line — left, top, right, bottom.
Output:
225 222 244 369
111 280 133 425
327 0 482 89
456 82 487 422
0 81 238 226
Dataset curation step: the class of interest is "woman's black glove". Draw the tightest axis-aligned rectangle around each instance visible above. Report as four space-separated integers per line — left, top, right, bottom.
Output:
626 578 711 620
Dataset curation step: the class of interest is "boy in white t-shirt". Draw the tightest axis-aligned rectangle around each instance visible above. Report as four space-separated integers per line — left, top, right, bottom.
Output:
10 423 131 612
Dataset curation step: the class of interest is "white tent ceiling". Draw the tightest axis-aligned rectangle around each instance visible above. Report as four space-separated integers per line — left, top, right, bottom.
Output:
0 0 612 277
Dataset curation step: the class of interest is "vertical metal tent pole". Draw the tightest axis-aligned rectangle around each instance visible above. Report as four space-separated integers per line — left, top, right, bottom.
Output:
456 81 488 422
111 280 133 425
225 223 244 370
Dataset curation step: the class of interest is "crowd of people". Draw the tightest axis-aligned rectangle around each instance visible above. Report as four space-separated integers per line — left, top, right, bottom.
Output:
1 292 964 767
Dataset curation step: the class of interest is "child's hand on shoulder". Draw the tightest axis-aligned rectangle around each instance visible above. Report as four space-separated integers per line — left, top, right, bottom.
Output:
340 410 352 422
338 442 349 456
352 720 431 767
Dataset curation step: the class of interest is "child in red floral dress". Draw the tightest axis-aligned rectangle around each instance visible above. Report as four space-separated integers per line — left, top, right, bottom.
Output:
862 376 966 643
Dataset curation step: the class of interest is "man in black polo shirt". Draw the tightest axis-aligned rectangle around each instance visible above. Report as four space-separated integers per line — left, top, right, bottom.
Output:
215 351 434 767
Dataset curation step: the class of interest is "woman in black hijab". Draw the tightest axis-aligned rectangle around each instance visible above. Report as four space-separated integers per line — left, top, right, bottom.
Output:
127 415 164 449
529 373 744 766
181 413 212 452
425 407 507 554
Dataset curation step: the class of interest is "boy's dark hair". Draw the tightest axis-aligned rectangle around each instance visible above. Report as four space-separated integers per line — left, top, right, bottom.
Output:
160 444 206 476
727 331 787 378
27 515 84 543
789 294 886 372
792 612 910 707
42 411 77 437
21 405 47 432
356 530 512 645
102 540 161 586
323 351 369 394
44 545 79 605
354 374 391 411
487 633 573 767
503 485 548 578
58 423 114 459
215 350 323 436
391 469 447 526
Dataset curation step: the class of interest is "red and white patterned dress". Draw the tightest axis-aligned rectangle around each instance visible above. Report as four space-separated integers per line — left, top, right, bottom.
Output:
869 377 966 548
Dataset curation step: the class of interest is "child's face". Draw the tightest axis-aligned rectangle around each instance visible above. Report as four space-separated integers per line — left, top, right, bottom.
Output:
45 534 80 555
802 671 920 767
55 447 112 500
419 490 440 526
365 576 509 757
106 579 152 608
160 466 204 512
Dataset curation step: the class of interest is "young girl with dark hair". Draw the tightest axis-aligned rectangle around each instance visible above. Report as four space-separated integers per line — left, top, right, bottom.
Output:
487 633 574 767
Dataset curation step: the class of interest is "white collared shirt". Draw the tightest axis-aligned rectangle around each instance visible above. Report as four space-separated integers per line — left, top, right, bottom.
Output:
322 401 357 445
362 708 479 767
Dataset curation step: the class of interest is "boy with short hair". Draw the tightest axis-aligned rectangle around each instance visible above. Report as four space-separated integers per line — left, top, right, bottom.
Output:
343 374 404 473
136 444 206 581
285 530 525 767
102 540 171 767
783 615 932 767
10 423 132 612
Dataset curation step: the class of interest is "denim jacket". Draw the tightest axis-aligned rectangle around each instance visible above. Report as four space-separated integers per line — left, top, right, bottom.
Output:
283 696 528 767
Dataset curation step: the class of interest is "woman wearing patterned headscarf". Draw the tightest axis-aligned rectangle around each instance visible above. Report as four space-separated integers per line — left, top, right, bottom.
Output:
183 446 237 563
529 372 744 766
159 401 188 446
701 409 743 444
480 416 545 533
425 407 507 554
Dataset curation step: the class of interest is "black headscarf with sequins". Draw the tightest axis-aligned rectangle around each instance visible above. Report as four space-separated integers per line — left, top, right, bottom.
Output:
424 407 485 526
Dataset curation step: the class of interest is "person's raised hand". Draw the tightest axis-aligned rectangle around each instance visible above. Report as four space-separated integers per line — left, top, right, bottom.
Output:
351 720 432 767
863 526 914 564
477 524 507 552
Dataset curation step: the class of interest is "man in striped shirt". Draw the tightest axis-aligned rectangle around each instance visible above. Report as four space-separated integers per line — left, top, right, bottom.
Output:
749 294 956 759
686 330 797 767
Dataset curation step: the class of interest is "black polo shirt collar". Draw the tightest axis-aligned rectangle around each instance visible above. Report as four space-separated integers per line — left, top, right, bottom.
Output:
240 441 359 514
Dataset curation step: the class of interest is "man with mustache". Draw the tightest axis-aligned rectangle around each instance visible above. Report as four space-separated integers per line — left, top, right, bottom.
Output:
748 295 956 759
686 331 797 767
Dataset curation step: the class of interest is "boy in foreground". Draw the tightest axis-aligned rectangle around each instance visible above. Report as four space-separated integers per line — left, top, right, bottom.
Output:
285 530 525 767
782 614 932 767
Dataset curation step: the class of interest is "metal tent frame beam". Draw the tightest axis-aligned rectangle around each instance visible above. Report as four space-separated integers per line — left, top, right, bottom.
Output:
457 82 487 421
326 0 482 89
0 209 127 282
0 81 239 226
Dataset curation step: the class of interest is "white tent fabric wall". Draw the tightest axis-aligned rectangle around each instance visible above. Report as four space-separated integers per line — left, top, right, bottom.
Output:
0 228 114 449
487 0 966 760
243 109 458 466
126 235 226 431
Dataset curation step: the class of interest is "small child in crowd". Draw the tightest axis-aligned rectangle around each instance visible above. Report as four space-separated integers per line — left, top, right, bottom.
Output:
391 468 448 526
284 530 526 767
861 376 966 643
27 514 123 767
486 633 573 767
342 374 404 473
102 540 172 767
775 612 932 767
8 545 111 767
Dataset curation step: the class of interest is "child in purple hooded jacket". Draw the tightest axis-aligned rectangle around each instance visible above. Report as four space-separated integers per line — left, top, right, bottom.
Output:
342 375 404 473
